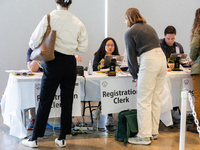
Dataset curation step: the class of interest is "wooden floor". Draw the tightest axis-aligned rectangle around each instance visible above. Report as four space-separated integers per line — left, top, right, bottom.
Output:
0 102 199 150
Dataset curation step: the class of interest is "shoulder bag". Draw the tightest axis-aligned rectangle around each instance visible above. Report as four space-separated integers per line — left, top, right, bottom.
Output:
30 14 56 62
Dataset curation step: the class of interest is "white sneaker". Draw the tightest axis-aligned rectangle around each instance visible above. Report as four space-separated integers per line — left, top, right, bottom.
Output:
22 139 38 148
128 136 151 145
105 116 114 127
55 138 66 147
151 134 158 140
93 108 101 120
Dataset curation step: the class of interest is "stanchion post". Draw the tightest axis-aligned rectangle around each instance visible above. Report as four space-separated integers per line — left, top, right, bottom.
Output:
179 89 187 150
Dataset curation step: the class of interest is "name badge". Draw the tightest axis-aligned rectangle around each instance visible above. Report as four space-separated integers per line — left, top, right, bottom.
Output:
176 46 180 53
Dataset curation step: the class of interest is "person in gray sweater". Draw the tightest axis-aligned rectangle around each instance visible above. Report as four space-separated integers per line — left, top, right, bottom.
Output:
124 8 167 145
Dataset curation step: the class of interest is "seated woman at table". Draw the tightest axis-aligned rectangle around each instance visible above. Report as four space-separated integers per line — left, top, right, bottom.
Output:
93 37 120 71
92 37 119 126
26 48 82 130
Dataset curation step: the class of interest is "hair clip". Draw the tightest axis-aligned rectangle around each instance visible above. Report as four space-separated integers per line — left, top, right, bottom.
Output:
64 0 69 3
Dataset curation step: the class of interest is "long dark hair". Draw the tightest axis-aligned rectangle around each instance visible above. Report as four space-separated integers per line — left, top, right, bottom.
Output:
55 0 72 8
190 8 200 43
94 37 119 58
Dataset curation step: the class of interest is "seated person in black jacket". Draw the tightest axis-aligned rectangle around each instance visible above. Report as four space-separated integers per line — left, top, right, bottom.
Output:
160 26 184 60
93 37 120 71
92 37 120 126
160 26 184 69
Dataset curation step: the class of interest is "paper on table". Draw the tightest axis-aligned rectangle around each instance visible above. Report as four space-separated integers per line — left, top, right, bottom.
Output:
99 68 109 72
5 70 31 73
5 70 34 76
117 72 130 76
180 65 191 73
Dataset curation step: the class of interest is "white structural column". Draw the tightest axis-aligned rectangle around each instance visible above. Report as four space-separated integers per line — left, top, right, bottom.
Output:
105 0 108 38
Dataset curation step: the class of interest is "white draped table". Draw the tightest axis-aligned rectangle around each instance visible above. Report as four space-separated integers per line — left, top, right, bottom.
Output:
1 70 192 138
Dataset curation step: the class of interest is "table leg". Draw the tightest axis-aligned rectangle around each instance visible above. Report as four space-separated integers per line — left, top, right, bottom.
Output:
22 109 26 127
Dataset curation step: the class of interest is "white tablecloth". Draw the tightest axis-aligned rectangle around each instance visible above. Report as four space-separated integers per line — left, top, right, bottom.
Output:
1 70 192 138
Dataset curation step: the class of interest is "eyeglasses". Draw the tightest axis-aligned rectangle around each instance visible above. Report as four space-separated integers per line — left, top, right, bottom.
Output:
106 44 115 47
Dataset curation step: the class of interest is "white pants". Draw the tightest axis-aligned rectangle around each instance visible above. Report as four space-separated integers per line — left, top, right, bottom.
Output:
137 48 167 138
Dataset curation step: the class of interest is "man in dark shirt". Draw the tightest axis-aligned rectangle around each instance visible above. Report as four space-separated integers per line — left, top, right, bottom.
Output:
160 26 184 60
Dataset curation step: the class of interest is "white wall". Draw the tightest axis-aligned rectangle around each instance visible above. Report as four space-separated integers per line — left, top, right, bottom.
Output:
107 0 200 55
0 0 200 96
70 0 105 66
0 0 105 96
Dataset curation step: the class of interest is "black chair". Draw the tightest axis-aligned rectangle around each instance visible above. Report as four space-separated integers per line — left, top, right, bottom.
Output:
82 101 98 124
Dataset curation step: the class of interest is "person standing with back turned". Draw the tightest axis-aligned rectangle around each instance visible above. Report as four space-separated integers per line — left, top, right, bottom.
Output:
124 8 167 145
187 8 200 134
22 0 88 148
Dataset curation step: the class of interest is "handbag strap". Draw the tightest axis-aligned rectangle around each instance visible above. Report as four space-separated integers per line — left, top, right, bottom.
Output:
47 14 51 30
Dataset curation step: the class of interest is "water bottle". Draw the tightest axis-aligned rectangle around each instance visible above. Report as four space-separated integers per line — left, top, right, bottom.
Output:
88 60 93 75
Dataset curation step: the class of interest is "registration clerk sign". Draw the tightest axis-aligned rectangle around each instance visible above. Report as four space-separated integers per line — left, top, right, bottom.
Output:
35 81 81 118
101 77 137 114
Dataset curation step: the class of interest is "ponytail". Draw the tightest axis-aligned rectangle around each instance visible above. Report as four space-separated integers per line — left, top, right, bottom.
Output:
55 0 72 8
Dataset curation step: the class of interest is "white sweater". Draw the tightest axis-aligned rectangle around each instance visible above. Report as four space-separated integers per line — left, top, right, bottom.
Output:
29 10 88 55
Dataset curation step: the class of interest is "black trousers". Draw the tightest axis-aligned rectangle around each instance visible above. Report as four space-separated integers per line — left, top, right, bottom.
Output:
32 51 77 139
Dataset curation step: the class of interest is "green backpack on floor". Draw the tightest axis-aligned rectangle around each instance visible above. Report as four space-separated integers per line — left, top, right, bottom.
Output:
115 109 138 145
